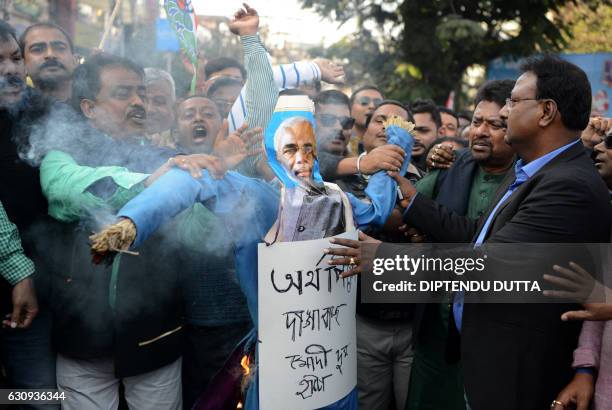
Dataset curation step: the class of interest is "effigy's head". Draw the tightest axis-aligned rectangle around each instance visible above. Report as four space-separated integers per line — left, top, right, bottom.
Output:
264 94 323 188
274 117 317 184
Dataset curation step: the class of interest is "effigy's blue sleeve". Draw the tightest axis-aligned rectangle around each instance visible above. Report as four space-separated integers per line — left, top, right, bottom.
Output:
119 169 210 247
349 125 414 230
118 168 276 248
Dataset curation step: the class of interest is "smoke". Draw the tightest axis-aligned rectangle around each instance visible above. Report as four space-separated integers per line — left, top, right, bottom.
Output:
12 88 252 329
23 103 86 165
0 74 25 89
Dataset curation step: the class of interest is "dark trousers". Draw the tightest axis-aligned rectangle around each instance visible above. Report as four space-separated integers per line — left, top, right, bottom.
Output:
0 308 58 410
182 321 252 410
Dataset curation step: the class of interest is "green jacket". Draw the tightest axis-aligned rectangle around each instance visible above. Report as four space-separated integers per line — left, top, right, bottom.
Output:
40 150 147 223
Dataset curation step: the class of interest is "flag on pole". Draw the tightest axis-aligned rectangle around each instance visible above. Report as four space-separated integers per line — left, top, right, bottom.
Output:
445 91 455 110
164 0 198 93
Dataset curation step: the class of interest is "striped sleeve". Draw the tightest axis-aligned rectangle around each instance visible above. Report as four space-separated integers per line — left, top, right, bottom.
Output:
227 59 321 133
273 60 321 90
0 201 34 285
234 34 278 176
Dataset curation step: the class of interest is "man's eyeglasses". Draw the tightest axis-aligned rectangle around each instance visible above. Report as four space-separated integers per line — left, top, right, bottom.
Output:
505 98 540 108
317 114 355 130
358 96 383 107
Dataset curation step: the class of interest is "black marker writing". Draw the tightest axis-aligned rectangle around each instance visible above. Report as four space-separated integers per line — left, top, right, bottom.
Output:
296 374 332 400
283 304 347 342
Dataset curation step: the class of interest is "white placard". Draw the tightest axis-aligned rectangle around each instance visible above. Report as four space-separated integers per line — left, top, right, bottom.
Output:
258 231 358 410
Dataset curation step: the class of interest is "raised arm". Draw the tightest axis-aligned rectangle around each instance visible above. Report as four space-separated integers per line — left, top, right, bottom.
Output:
273 60 320 91
228 58 345 133
225 4 278 177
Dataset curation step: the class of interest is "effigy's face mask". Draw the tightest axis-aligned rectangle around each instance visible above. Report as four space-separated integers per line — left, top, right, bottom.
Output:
264 95 324 189
275 119 317 185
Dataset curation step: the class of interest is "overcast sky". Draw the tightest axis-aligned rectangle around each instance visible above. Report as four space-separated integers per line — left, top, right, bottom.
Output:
191 0 357 46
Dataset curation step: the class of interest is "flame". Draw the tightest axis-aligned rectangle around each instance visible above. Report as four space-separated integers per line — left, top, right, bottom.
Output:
240 355 250 376
236 402 243 409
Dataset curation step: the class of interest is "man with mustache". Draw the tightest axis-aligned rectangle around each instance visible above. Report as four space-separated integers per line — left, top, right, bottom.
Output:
144 68 176 148
173 94 260 167
314 90 358 190
348 85 384 155
330 56 612 410
347 99 426 410
34 53 220 409
88 93 415 410
406 79 516 410
410 99 442 170
75 53 148 140
0 20 59 409
175 96 221 154
415 80 516 215
314 90 409 190
171 94 261 409
20 22 78 103
35 4 279 407
315 90 354 156
438 107 460 138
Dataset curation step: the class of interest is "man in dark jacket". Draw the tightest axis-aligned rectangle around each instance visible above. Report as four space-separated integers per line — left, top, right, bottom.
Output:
0 20 58 410
36 53 188 409
329 55 612 410
402 55 611 410
407 79 515 410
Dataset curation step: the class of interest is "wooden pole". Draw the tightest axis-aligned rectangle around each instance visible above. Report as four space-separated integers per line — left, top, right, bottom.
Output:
98 0 122 50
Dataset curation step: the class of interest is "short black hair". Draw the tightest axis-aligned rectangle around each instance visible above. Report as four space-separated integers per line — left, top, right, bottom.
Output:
278 88 307 97
365 99 414 128
178 94 218 109
410 99 442 129
207 76 242 98
315 89 350 111
19 22 74 54
438 106 458 119
438 106 459 128
176 94 221 119
520 54 591 131
0 20 18 44
474 79 515 108
350 85 382 106
303 80 322 93
457 111 472 121
204 57 246 80
71 53 144 111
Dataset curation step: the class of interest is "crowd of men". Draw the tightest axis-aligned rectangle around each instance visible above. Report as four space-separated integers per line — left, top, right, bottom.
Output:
1 3 612 410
